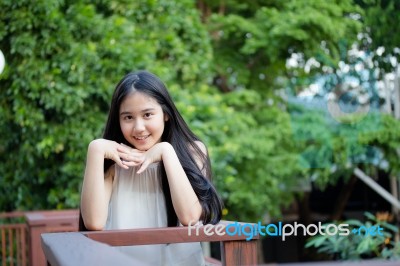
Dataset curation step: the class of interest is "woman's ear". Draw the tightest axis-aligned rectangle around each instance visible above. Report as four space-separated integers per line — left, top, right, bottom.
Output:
164 114 169 122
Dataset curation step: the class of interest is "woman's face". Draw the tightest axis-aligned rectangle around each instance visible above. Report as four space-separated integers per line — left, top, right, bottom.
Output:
119 91 168 151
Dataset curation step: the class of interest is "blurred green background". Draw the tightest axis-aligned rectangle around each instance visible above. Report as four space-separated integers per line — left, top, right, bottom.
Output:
1 0 400 231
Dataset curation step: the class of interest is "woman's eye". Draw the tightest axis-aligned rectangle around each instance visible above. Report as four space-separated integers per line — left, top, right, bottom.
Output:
124 115 133 120
144 113 152 118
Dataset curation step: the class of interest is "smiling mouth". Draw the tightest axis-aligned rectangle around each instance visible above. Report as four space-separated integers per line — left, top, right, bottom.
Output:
134 135 150 140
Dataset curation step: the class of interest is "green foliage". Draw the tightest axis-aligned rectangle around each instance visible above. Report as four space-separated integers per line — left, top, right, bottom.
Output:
284 12 400 189
1 0 399 228
306 212 400 260
1 0 328 221
0 0 211 210
358 114 400 175
356 0 400 73
211 92 306 220
288 99 400 189
170 84 307 221
205 0 363 92
1 0 304 222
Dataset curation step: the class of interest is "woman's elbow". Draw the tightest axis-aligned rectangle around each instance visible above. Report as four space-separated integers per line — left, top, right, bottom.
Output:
84 220 105 231
82 214 106 231
180 210 202 226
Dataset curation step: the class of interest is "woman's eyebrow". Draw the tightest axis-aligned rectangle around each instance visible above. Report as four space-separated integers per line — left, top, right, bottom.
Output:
120 108 156 116
119 111 132 116
140 108 156 113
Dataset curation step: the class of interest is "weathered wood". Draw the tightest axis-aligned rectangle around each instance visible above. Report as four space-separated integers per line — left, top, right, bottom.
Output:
26 210 79 266
221 239 258 266
83 221 259 246
42 221 260 266
41 232 150 266
42 225 400 266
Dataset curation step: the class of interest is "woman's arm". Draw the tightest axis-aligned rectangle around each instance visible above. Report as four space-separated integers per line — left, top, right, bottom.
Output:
118 141 205 225
161 142 204 225
80 139 127 230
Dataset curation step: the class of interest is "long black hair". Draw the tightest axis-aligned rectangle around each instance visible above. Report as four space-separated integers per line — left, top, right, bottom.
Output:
79 70 222 230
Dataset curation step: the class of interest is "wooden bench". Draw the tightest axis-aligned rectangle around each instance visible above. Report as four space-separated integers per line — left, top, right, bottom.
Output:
41 220 259 266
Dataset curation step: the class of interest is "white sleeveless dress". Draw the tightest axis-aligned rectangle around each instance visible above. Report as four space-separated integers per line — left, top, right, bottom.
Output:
105 163 205 266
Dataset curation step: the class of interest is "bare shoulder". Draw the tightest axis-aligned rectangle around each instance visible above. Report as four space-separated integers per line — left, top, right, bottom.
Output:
191 141 209 176
194 140 207 155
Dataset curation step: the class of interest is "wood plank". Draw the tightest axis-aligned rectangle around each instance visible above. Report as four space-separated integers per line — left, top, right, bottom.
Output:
25 210 79 227
42 221 260 266
83 221 259 246
221 240 258 266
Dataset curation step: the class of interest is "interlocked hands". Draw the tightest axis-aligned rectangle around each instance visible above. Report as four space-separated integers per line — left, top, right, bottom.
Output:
90 139 167 174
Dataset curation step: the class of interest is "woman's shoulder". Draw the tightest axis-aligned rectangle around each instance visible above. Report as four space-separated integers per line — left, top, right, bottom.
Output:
193 140 207 155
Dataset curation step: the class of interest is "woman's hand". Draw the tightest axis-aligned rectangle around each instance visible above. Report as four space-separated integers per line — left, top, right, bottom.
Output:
89 139 128 169
117 142 169 173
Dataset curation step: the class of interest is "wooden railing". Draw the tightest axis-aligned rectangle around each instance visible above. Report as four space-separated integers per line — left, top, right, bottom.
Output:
1 210 79 266
0 212 27 266
41 221 259 266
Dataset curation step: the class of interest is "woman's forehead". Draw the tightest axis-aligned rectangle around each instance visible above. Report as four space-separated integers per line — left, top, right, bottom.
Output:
120 92 161 113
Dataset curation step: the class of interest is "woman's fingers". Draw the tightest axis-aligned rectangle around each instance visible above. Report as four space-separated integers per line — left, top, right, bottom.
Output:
119 153 143 162
116 144 146 168
117 144 144 155
104 150 127 168
137 160 150 174
118 152 144 167
117 143 154 172
110 153 128 169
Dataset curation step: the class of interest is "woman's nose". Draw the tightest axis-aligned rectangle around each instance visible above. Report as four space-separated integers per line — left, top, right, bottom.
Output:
133 119 145 132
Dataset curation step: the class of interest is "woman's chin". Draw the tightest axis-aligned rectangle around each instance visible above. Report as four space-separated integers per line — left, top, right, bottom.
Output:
133 143 153 151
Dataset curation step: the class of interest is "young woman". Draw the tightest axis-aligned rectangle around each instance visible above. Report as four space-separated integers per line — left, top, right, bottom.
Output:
80 70 222 265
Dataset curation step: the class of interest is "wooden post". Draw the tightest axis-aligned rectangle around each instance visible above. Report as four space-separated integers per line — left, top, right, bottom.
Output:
25 210 78 266
221 240 258 266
